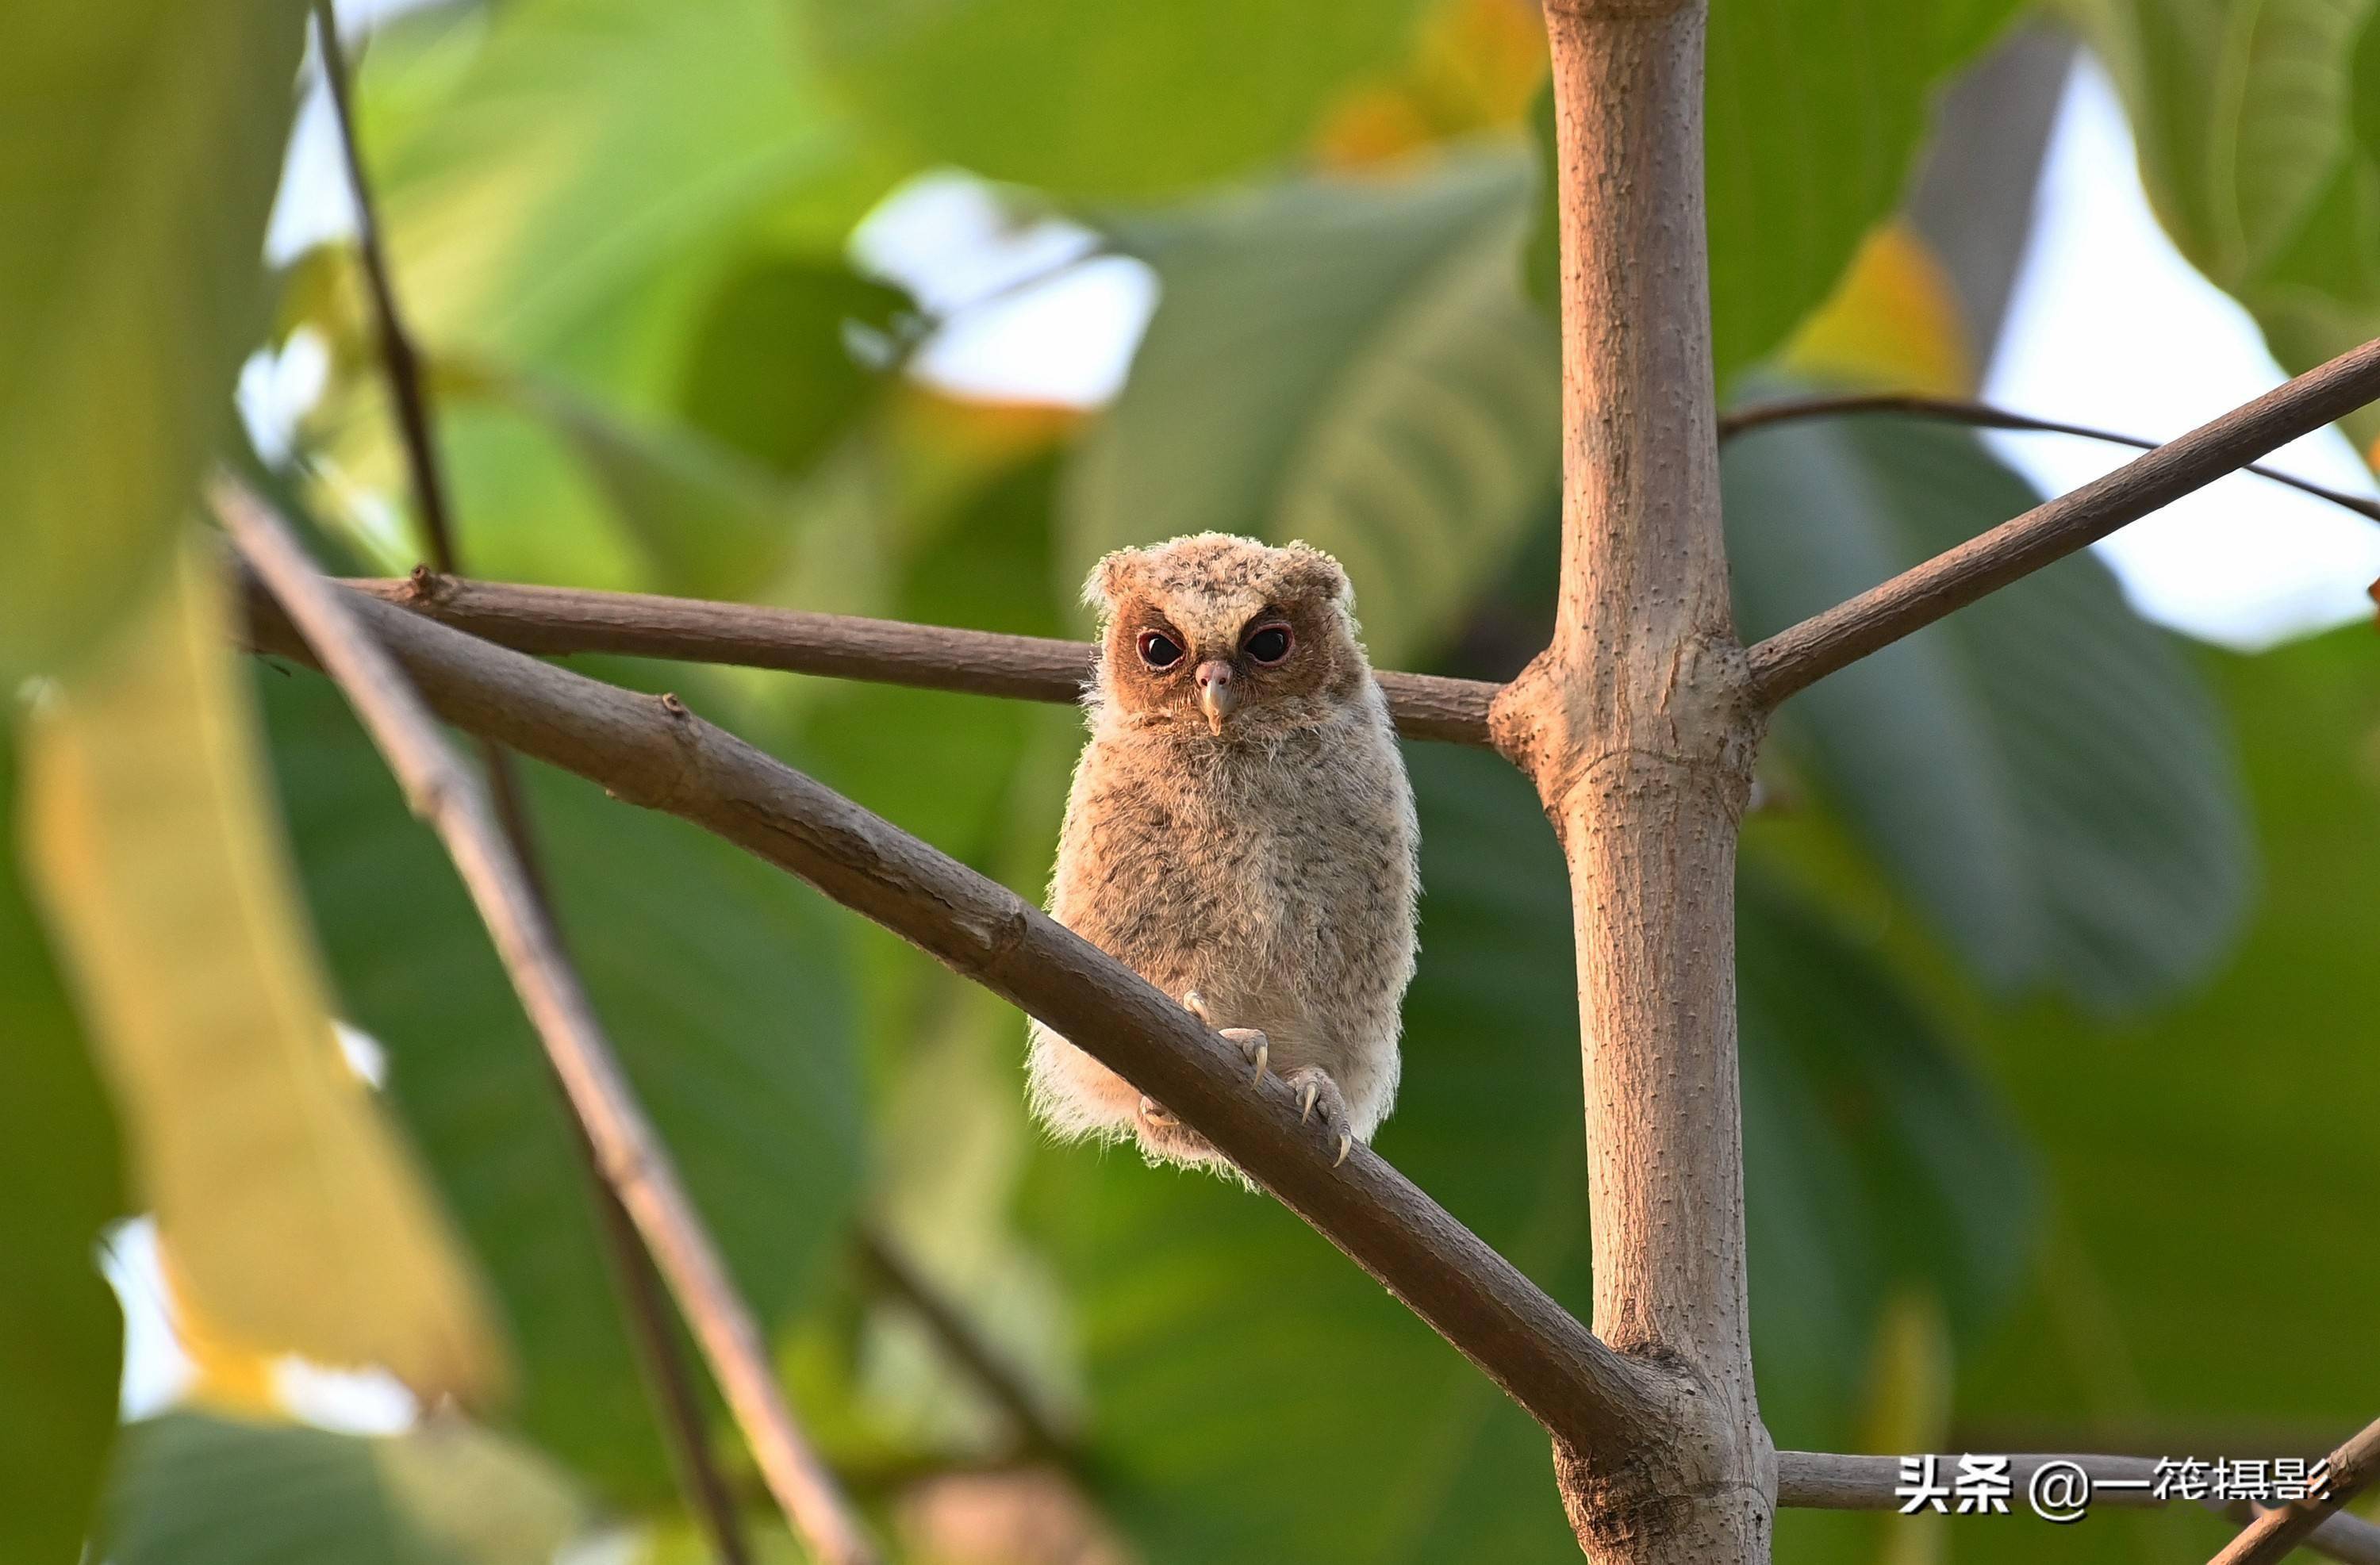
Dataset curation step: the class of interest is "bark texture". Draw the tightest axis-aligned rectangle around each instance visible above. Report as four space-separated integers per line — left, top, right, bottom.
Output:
1495 2 1774 1557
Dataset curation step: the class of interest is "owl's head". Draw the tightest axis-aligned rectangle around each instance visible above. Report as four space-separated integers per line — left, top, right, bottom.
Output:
1084 533 1371 740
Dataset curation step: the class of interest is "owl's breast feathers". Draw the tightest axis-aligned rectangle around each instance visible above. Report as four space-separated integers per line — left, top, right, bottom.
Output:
1048 701 1418 1076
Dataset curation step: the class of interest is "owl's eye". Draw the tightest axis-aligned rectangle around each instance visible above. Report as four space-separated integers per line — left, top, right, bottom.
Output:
1243 623 1293 665
1136 630 1185 669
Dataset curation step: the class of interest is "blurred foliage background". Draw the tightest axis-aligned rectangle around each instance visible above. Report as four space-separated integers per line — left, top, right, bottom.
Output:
3 0 2378 1560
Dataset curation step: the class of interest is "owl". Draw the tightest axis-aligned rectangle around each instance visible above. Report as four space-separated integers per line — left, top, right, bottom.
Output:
1027 532 1419 1175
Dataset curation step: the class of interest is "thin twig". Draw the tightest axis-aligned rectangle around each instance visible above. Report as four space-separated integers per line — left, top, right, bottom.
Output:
220 481 881 1565
1718 392 2380 523
1779 1451 2380 1563
1745 335 2380 708
854 1229 1076 1463
2213 1416 2380 1565
230 490 1672 1466
325 572 1502 746
583 1172 753 1560
309 13 753 1559
311 2 456 573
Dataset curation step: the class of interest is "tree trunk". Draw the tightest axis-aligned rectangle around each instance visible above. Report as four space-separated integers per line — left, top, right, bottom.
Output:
1493 2 1774 1558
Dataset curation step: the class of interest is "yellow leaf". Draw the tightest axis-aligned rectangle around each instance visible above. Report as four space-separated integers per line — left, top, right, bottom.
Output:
1859 1289 1953 1565
158 1247 282 1417
1782 224 1977 397
21 533 507 1404
1313 0 1548 168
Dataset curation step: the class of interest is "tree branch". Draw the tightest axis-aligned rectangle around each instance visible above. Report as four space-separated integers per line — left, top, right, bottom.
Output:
219 481 881 1565
331 571 1501 745
1717 393 2380 523
228 484 1673 1475
2212 1415 2380 1565
1778 1451 2380 1564
854 1229 1077 1463
1495 2 1770 1556
309 13 754 1555
1745 335 2380 708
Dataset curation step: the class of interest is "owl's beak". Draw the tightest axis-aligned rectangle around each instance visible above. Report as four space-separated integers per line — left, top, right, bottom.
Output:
1194 660 1238 734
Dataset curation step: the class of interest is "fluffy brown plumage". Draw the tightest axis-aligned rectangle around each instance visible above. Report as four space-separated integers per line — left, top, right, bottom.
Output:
1027 533 1419 1174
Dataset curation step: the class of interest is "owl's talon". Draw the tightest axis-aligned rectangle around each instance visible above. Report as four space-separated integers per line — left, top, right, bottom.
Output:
1138 1095 1177 1128
1218 1027 1269 1087
1184 993 1269 1087
1281 1066 1353 1167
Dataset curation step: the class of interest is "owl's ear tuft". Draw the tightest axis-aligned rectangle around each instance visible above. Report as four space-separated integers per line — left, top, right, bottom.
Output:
1276 543 1352 608
1083 549 1148 616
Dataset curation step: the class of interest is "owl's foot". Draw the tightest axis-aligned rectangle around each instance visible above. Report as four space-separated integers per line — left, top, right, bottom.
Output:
1134 1096 1223 1166
1281 1065 1354 1167
1182 990 1267 1086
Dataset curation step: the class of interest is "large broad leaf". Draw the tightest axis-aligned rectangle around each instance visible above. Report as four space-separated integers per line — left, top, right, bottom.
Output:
674 255 915 485
480 370 817 602
259 668 867 1505
367 0 857 369
2079 0 2380 455
104 1412 582 1565
1064 152 1559 666
1944 627 2380 1565
793 0 1431 198
1734 868 2037 1447
0 736 126 1564
1526 0 2025 388
1724 405 2253 1010
295 0 886 586
23 540 505 1402
798 451 1072 876
0 0 308 679
1012 743 2033 1562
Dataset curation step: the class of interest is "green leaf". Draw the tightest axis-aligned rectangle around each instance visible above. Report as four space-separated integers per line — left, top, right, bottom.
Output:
486 372 814 601
104 1412 583 1565
1946 627 2380 1563
677 256 914 482
259 670 868 1504
0 0 308 679
368 0 858 367
793 0 1431 198
298 0 894 588
1016 744 2032 1560
25 540 506 1401
1723 406 2253 1010
0 732 126 1565
1735 868 2038 1447
799 451 1072 872
2079 0 2380 454
1526 0 2025 386
1064 153 1559 666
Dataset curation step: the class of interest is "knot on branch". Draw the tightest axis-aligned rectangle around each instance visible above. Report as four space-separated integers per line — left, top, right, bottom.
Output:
1554 1439 1699 1550
1488 631 1760 830
604 688 711 818
401 564 457 604
1551 1357 1775 1557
